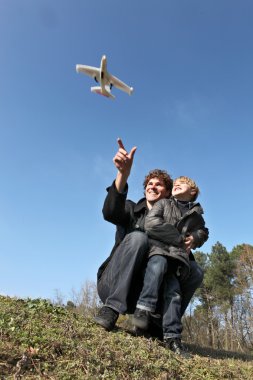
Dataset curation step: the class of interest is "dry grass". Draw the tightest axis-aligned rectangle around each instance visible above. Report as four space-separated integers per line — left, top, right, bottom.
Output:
0 296 252 379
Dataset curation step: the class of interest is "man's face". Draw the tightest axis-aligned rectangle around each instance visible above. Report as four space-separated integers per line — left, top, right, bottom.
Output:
145 177 170 208
172 180 196 201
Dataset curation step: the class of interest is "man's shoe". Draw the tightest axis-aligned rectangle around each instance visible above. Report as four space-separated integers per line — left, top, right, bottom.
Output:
164 338 192 359
94 306 119 331
132 308 151 330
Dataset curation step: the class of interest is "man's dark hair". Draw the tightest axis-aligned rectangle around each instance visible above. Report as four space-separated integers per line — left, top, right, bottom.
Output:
143 169 173 196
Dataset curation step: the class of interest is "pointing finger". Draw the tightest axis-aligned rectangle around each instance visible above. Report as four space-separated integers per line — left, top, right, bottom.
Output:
117 137 125 150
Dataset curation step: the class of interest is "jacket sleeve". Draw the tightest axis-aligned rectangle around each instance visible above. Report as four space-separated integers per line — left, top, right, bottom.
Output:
190 226 209 249
180 213 209 249
144 200 184 246
102 181 132 226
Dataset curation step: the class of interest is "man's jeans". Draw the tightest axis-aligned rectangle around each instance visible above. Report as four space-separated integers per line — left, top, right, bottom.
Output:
162 261 204 339
136 255 168 312
97 231 149 314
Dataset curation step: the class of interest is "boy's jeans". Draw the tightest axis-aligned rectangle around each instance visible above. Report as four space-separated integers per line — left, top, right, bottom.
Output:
136 255 168 312
97 231 149 314
136 255 204 339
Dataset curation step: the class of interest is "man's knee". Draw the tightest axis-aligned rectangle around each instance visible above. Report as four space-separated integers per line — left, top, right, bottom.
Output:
111 231 149 268
124 231 149 249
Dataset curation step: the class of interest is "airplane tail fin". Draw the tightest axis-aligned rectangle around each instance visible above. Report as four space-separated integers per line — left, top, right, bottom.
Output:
91 86 115 99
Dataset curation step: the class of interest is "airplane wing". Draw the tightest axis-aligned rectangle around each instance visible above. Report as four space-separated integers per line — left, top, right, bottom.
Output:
108 74 134 95
76 64 100 80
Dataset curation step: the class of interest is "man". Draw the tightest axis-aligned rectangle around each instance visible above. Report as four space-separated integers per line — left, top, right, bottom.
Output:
94 138 205 356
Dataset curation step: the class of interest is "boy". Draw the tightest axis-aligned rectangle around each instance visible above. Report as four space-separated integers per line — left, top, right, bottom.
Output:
132 176 208 353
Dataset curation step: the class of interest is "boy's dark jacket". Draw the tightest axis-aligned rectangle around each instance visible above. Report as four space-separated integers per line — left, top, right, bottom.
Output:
144 197 208 279
97 181 209 281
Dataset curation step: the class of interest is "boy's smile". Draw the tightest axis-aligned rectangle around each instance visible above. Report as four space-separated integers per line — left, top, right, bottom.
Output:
172 181 196 201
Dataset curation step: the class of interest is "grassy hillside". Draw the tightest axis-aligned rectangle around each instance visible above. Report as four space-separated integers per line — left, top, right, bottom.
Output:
0 296 252 379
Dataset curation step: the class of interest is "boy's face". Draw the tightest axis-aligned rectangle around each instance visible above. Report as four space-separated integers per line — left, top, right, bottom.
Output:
145 177 170 208
172 180 196 201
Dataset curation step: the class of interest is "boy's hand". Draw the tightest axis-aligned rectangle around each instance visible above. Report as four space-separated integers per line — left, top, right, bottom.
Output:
184 235 195 254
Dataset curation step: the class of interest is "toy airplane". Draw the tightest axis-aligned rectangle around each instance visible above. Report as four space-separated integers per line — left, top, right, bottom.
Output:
76 55 134 99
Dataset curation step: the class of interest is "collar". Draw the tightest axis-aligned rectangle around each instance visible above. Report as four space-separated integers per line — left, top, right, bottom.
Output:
172 196 195 209
134 198 148 213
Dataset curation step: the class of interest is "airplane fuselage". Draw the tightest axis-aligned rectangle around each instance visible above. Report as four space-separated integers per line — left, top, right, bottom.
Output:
99 55 110 96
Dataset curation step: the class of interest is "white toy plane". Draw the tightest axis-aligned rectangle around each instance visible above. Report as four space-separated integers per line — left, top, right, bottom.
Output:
76 55 134 99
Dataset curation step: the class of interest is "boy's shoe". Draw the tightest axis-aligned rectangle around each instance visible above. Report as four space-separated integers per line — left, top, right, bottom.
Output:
132 308 151 330
164 338 192 359
94 306 119 331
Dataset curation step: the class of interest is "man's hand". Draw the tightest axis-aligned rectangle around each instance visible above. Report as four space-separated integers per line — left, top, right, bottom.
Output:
184 235 195 254
114 138 137 193
113 138 137 175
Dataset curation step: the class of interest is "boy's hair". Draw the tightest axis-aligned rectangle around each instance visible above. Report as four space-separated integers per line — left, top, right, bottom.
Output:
143 169 173 196
174 176 200 201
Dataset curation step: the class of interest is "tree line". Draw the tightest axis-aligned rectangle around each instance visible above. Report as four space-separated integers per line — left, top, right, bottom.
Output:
183 242 253 353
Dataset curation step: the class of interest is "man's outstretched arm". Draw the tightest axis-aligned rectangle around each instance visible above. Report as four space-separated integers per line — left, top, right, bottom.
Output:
102 138 137 225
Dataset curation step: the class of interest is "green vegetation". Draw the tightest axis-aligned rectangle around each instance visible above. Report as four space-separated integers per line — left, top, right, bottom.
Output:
188 243 253 351
0 296 252 379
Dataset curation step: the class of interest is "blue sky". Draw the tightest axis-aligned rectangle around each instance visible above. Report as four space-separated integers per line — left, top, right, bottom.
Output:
1 0 253 301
